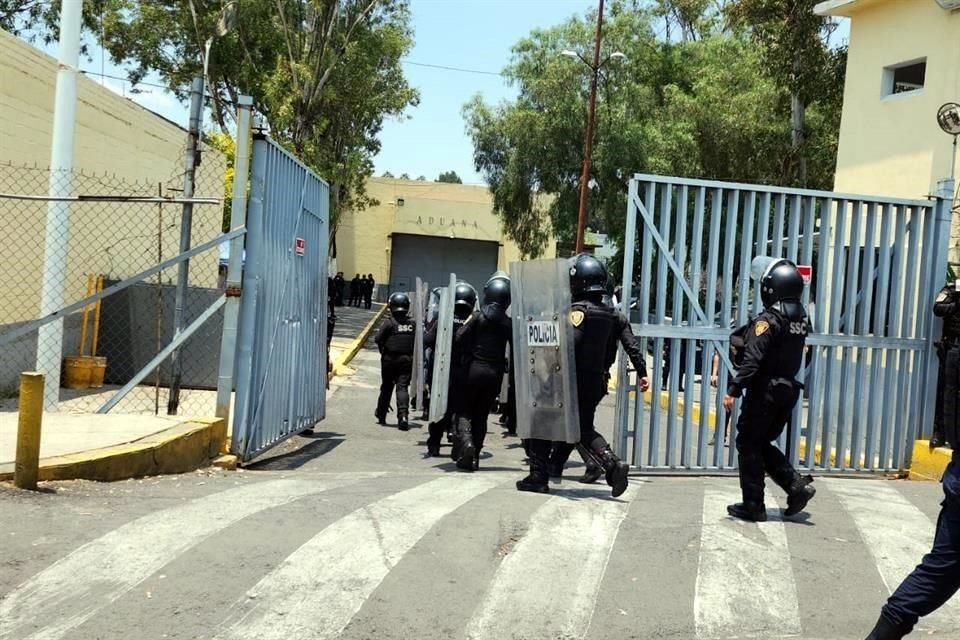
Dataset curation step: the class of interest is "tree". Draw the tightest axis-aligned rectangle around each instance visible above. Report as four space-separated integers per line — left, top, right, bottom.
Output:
436 170 463 184
204 131 236 232
416 175 426 181
726 0 843 185
86 0 418 235
399 172 410 179
381 170 395 178
464 1 843 258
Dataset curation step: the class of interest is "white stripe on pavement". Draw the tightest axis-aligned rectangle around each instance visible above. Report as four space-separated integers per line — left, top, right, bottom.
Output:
0 475 374 640
463 486 635 640
826 479 960 628
217 475 501 640
695 487 802 639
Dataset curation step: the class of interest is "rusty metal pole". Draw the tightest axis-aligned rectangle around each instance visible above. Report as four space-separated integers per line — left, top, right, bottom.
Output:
574 0 604 254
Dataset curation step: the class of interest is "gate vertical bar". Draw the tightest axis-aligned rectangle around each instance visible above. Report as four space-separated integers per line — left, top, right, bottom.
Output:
722 190 739 469
650 183 673 466
853 203 878 469
215 96 253 427
836 201 863 469
805 197 831 469
820 199 847 463
670 185 689 466
688 187 708 467
615 180 639 457
895 206 924 467
705 189 723 468
871 203 894 467
884 207 909 469
635 181 655 468
753 193 772 317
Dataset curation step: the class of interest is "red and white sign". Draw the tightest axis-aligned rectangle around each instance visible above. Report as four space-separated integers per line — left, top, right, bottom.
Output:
797 264 813 284
294 237 306 256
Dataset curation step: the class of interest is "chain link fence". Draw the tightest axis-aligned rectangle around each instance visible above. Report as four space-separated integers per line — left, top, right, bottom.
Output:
0 157 228 416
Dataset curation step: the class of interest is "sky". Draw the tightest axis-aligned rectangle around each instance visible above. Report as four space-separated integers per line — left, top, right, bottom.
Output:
44 0 849 186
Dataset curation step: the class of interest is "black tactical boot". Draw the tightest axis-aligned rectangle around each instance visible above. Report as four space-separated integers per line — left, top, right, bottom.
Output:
517 457 550 493
930 426 946 449
596 447 629 498
397 410 409 431
375 410 387 426
455 418 475 471
426 422 444 457
576 444 603 484
784 475 816 517
547 461 564 480
865 614 909 640
726 501 768 522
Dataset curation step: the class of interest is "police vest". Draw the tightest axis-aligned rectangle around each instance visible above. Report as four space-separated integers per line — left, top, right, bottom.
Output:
383 317 415 356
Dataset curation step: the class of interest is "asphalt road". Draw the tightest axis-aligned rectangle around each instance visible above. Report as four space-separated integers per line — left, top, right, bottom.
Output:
0 339 955 640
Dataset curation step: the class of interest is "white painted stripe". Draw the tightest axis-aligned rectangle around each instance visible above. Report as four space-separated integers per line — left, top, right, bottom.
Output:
217 475 501 640
0 475 372 640
463 487 635 640
695 487 801 639
826 479 960 628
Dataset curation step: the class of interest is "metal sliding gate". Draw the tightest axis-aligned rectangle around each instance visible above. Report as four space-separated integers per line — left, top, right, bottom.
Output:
231 134 330 461
614 174 952 474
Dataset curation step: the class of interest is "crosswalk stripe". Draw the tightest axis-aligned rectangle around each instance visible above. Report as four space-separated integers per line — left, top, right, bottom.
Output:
215 475 501 640
0 475 374 640
463 485 635 640
695 486 802 639
825 479 960 629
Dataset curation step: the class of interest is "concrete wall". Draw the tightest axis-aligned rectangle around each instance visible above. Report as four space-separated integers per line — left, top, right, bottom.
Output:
336 178 554 296
0 29 226 324
827 0 960 256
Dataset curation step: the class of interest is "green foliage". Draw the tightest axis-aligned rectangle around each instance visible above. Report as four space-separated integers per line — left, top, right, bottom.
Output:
436 170 463 184
464 1 845 259
72 0 418 235
204 131 236 232
399 173 410 180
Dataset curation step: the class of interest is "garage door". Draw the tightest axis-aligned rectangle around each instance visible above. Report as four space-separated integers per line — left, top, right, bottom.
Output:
389 234 499 296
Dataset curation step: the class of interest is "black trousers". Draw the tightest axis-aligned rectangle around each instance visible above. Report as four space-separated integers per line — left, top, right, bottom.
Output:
550 373 611 468
882 455 960 632
427 364 466 449
936 344 960 444
455 360 503 452
734 379 801 504
364 293 373 309
377 356 411 419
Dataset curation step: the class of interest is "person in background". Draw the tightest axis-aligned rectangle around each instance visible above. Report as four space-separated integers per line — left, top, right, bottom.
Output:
365 274 376 309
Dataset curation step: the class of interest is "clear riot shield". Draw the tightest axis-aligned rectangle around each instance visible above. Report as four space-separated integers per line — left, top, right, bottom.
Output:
411 277 426 410
428 273 457 423
510 259 580 443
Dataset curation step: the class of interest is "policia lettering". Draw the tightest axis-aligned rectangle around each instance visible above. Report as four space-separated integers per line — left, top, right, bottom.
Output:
723 257 814 523
863 283 960 639
375 292 416 430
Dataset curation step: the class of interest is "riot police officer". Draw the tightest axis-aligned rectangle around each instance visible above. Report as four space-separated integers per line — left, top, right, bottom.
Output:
722 257 814 522
932 279 960 448
425 281 477 456
520 254 650 496
862 283 960 640
374 292 416 430
451 273 512 470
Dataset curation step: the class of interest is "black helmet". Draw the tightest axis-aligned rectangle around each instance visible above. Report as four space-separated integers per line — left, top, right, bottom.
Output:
757 258 804 307
388 291 410 315
454 281 478 312
483 275 511 308
569 253 608 298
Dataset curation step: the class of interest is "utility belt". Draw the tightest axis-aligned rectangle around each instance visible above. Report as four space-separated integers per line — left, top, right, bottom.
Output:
750 375 804 393
940 335 960 349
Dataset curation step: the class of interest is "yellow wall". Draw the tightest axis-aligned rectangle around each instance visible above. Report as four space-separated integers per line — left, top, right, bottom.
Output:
0 29 226 323
336 177 552 288
829 0 960 252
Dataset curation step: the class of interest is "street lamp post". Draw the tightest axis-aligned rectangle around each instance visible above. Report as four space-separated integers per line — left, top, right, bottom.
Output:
562 0 625 254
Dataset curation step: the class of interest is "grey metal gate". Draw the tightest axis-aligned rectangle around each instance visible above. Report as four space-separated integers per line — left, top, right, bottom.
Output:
231 133 330 462
614 174 952 474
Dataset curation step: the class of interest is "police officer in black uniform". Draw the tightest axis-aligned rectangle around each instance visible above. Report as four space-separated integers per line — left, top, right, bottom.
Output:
932 279 960 448
862 283 960 640
519 254 650 496
723 257 815 522
451 274 512 471
425 281 477 456
374 292 416 430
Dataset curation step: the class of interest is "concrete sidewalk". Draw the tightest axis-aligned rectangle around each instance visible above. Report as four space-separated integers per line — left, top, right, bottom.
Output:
0 304 384 482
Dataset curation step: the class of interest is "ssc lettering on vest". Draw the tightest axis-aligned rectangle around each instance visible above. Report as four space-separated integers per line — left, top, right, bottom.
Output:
788 321 807 336
527 320 559 346
396 324 414 333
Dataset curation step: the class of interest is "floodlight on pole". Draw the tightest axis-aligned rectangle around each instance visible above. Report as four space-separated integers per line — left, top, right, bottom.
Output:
937 102 960 186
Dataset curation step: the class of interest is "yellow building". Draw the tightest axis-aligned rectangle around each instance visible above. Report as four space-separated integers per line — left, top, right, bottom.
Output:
336 177 553 297
0 28 226 323
815 0 960 254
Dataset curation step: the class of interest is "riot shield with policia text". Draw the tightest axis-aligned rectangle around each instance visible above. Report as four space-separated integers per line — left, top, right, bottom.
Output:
428 273 457 423
510 259 580 443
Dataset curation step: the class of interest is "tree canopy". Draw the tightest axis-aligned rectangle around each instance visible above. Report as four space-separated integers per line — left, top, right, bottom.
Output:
464 0 845 258
436 170 464 184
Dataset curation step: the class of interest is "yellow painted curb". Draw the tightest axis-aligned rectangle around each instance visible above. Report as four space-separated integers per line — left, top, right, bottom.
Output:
330 305 387 380
0 418 226 483
909 440 953 481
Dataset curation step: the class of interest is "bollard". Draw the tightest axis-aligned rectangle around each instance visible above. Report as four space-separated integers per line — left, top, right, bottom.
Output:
14 372 44 490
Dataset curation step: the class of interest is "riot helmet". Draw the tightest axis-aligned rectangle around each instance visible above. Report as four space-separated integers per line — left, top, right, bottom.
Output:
751 256 804 307
454 281 478 315
388 291 411 317
482 275 511 308
569 253 608 299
